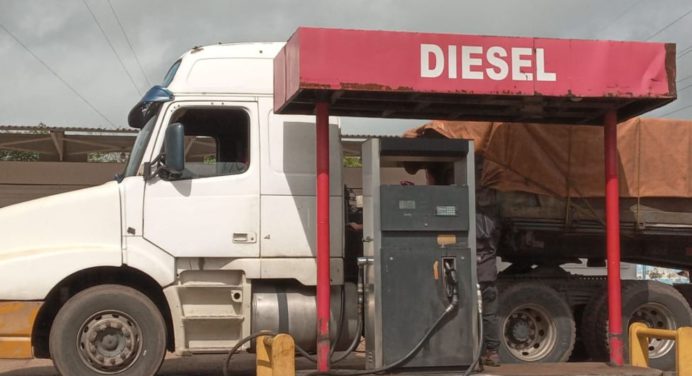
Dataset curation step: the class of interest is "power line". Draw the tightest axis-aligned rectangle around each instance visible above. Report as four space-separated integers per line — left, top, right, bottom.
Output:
645 6 692 41
660 103 692 117
106 0 151 86
592 0 645 37
678 45 692 56
0 23 116 127
678 82 692 93
679 47 692 59
81 0 142 95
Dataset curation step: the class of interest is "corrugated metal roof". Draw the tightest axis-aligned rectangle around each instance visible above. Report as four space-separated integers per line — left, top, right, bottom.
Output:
0 125 136 133
341 133 400 139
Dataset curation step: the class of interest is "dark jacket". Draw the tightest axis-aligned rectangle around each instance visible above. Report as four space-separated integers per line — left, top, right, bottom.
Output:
476 212 499 283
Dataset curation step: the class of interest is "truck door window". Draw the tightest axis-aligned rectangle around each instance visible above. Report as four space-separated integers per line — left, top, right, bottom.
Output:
166 107 250 179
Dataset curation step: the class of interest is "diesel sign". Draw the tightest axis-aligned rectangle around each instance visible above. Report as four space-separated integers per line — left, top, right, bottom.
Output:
420 44 557 82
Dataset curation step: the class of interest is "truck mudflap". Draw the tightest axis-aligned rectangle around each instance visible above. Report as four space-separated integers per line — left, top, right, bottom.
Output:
0 301 42 359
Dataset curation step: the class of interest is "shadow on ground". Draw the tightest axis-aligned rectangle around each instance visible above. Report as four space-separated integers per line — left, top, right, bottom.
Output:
0 353 365 376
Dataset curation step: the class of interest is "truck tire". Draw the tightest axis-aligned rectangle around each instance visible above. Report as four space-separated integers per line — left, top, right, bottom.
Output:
498 282 576 363
580 290 608 361
49 285 166 376
580 280 636 362
594 281 692 371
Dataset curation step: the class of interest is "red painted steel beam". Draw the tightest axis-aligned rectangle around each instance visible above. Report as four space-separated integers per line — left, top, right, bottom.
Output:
605 109 623 366
315 101 331 372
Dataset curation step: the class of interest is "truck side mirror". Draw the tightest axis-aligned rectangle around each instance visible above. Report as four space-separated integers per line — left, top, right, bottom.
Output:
144 123 186 181
164 123 185 175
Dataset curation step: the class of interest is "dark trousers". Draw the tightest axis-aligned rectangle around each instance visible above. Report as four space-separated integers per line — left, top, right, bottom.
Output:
480 281 500 351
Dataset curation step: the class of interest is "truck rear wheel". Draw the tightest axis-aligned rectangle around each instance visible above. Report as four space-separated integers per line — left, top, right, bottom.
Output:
593 281 692 371
580 290 608 361
498 283 576 363
49 285 166 376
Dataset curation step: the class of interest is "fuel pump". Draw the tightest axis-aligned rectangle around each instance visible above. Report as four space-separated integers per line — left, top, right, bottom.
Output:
362 138 479 370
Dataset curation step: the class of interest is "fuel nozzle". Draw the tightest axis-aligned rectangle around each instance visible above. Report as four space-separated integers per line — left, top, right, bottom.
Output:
442 257 459 307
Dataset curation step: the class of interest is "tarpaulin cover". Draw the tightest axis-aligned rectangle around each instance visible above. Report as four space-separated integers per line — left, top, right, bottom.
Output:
404 118 692 198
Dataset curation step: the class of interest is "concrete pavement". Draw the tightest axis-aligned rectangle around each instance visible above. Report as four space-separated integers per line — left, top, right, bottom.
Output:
0 355 663 376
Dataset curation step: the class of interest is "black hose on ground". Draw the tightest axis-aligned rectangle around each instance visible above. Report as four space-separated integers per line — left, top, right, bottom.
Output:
223 265 483 376
223 264 364 375
308 261 477 376
307 294 459 376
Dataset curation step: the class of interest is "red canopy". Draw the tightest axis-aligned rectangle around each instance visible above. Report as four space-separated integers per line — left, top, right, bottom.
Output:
274 27 675 124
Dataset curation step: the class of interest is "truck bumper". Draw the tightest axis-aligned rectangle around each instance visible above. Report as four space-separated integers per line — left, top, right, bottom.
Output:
0 301 42 359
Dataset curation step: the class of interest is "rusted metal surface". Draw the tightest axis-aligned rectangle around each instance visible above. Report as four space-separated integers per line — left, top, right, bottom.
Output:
0 301 42 359
274 28 676 124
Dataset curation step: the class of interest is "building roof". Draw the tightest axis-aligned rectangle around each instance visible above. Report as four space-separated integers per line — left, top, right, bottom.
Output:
0 125 136 133
0 125 136 161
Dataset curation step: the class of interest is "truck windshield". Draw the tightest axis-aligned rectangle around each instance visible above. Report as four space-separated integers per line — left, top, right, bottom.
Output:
123 115 157 178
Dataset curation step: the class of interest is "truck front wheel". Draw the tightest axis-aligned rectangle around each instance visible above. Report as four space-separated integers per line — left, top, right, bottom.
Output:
49 285 166 376
498 282 576 363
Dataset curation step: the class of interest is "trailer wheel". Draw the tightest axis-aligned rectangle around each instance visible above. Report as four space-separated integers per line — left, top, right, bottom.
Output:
580 280 634 361
49 285 166 376
594 281 692 371
498 283 576 363
580 291 608 361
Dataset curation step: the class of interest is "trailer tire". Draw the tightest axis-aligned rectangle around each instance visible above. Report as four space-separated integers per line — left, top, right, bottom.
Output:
498 283 576 363
594 281 692 371
49 284 166 376
580 280 637 361
580 290 608 361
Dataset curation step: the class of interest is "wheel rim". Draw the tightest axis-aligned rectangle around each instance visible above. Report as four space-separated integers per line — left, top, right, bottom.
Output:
503 304 557 361
77 310 142 374
631 302 676 359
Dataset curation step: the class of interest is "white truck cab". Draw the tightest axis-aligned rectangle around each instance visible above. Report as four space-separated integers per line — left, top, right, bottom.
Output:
0 43 355 376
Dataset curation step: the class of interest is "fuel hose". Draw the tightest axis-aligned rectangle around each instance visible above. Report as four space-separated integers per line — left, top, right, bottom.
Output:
222 266 483 376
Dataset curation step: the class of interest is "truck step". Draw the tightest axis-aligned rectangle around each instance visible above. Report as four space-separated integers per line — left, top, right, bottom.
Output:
178 283 243 289
181 315 244 321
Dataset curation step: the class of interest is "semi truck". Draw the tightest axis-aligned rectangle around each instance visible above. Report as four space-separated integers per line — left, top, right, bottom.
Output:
405 120 692 370
0 42 360 376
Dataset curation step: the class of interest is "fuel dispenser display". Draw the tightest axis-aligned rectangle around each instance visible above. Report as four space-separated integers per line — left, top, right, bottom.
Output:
362 138 479 370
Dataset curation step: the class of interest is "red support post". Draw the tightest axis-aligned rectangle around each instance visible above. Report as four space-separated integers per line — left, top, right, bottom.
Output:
605 109 623 366
315 101 331 372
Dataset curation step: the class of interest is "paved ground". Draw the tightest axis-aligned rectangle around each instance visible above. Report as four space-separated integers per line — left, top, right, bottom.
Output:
0 355 663 376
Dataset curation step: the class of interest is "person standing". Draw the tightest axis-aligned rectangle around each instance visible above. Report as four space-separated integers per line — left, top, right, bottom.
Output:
477 210 500 366
476 158 501 367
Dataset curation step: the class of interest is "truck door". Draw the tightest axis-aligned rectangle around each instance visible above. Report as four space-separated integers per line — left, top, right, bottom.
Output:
142 101 260 258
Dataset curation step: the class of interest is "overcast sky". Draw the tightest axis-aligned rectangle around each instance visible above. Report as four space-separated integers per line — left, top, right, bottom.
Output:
1 0 692 135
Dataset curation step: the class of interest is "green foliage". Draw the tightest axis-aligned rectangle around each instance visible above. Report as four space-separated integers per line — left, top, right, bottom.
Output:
0 122 48 161
343 156 362 168
87 152 129 163
0 149 39 161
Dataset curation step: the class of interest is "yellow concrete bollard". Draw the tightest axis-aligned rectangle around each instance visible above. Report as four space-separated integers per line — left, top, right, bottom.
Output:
629 322 649 368
678 327 692 376
629 322 692 376
256 334 296 376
